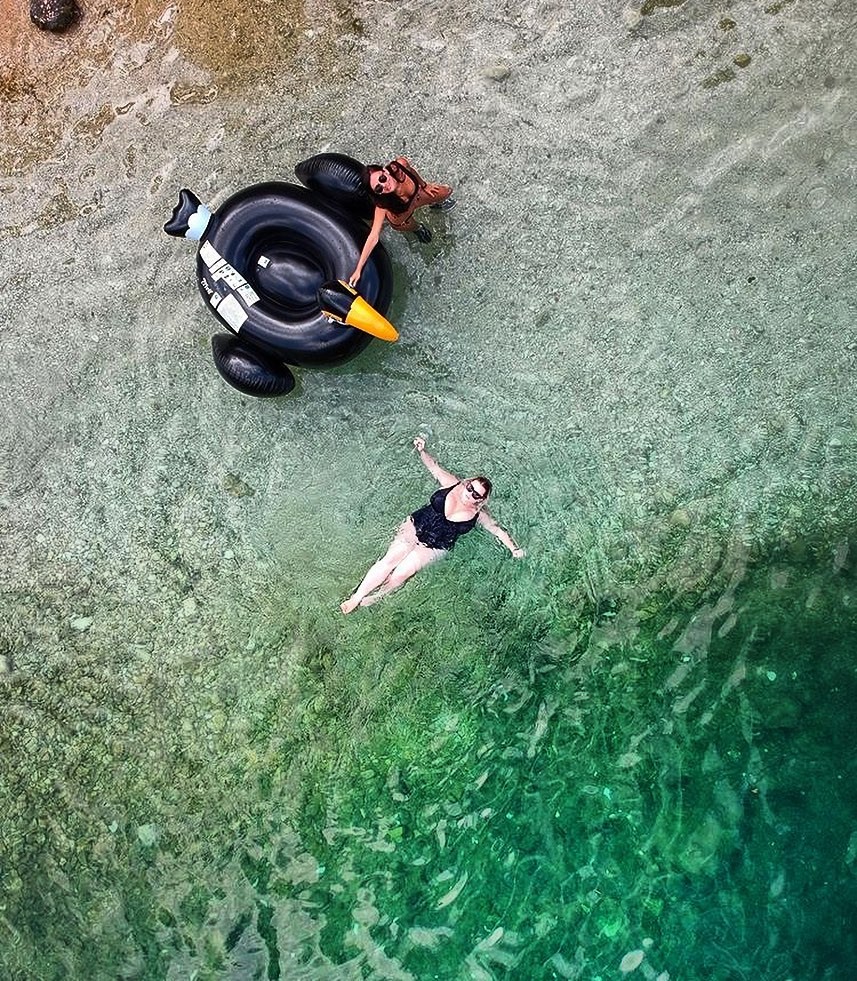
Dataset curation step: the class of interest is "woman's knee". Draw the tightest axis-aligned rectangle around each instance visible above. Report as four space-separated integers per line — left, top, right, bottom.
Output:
421 184 452 206
386 566 417 589
399 547 443 579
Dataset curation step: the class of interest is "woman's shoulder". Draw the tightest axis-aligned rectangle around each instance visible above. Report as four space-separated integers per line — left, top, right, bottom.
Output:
390 157 421 181
431 483 455 502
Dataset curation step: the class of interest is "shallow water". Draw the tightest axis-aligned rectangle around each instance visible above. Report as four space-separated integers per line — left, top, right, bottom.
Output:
1 0 856 978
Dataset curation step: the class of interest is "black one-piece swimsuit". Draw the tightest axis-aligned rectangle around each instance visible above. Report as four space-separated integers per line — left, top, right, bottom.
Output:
410 485 478 551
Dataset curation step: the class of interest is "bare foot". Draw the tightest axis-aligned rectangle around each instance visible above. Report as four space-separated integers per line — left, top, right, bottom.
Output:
340 596 360 614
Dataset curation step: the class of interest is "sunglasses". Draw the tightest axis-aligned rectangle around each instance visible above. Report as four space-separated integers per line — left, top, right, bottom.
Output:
371 170 393 193
465 480 487 501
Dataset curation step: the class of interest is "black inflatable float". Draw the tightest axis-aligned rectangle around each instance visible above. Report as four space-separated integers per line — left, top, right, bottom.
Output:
164 154 397 398
294 152 375 221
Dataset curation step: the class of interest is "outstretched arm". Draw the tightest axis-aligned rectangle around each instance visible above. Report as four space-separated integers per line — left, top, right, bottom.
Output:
477 510 525 558
412 437 459 488
349 208 386 285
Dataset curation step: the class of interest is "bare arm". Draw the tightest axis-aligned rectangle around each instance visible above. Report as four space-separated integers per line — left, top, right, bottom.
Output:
349 207 387 284
477 510 525 557
412 436 459 488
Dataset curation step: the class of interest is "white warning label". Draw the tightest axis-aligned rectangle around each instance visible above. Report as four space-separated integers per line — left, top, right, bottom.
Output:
199 241 259 306
199 240 221 268
215 294 248 331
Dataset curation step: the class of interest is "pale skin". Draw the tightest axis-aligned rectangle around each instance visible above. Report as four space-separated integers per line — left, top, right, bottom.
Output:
340 437 524 614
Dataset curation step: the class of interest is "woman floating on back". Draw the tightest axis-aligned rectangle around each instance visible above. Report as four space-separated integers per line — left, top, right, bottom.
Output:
340 437 524 614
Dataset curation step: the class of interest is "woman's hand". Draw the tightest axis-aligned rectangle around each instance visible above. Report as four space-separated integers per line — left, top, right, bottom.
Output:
413 436 426 452
511 547 525 559
348 268 361 286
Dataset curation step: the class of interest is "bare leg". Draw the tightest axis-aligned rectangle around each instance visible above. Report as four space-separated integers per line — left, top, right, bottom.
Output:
340 522 416 614
359 546 444 606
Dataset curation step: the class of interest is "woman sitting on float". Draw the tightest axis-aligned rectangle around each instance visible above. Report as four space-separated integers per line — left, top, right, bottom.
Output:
349 158 456 285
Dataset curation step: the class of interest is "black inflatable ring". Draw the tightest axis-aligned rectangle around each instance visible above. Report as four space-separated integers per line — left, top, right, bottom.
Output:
165 155 393 396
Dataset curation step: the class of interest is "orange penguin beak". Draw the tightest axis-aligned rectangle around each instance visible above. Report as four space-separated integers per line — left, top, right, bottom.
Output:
317 280 399 342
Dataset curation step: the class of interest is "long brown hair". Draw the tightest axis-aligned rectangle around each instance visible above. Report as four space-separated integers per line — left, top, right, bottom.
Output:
362 164 410 214
471 476 492 498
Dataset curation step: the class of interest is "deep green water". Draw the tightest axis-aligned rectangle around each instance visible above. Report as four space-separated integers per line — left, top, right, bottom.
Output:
3 526 856 979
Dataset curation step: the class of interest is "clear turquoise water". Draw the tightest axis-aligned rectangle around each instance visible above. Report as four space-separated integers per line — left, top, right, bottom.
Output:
3 534 856 978
2 1 856 978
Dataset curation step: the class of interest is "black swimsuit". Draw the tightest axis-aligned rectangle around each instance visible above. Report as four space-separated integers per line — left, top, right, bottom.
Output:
410 485 478 551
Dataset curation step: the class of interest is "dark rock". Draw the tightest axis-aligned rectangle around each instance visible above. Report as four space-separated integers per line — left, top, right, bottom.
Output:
30 0 78 32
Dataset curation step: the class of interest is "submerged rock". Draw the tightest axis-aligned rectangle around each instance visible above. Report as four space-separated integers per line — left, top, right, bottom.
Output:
30 0 77 32
480 60 512 82
619 949 645 973
222 472 255 498
136 823 161 847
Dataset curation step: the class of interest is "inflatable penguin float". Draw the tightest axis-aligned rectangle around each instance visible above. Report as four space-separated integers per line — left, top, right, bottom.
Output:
164 153 398 397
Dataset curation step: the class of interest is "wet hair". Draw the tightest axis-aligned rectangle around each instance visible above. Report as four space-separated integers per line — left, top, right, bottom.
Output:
471 476 492 498
362 164 410 214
